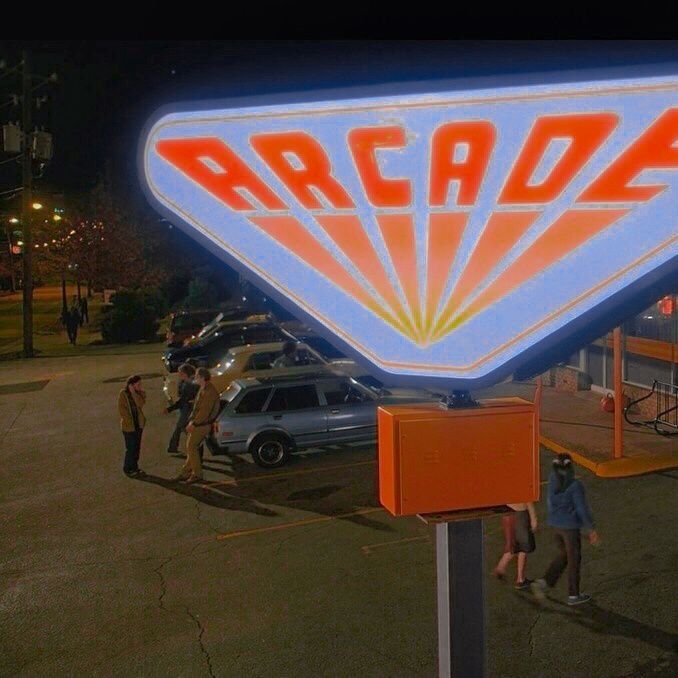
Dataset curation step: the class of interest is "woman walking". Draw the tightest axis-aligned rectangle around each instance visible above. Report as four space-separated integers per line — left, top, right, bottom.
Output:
493 502 538 589
118 375 147 477
532 454 599 605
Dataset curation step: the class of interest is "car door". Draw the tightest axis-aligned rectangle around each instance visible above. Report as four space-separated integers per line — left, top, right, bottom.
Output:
318 378 378 443
263 384 328 447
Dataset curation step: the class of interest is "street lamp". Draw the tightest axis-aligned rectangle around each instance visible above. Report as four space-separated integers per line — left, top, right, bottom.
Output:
9 217 19 224
52 214 62 222
32 202 43 210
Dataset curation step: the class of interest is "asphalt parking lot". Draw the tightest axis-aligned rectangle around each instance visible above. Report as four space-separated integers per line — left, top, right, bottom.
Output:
1 349 676 677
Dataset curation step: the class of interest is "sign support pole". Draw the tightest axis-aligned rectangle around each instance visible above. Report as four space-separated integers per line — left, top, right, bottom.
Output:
436 518 485 678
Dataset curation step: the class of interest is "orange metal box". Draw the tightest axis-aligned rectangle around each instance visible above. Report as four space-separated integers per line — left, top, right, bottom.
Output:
378 398 540 516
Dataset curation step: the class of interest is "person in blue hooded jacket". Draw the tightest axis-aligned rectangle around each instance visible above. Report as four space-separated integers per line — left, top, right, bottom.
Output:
531 454 599 605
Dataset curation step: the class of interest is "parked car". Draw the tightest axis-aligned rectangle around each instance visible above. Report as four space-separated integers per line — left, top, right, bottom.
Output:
163 321 289 373
166 308 254 347
182 313 272 347
163 341 327 402
207 370 438 468
281 325 436 400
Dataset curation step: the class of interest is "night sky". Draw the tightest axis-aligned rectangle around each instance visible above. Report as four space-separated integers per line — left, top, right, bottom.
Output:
1 40 677 203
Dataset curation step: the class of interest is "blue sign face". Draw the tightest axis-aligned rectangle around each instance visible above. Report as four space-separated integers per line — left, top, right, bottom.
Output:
140 72 678 388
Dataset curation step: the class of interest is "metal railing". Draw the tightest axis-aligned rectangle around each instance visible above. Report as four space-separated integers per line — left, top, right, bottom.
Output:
624 380 678 436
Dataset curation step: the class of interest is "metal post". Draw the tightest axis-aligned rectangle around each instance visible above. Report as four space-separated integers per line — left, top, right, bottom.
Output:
613 327 624 459
436 519 485 678
21 49 33 358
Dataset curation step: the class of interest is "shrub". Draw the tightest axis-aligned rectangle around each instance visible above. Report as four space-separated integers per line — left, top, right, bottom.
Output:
100 289 162 343
184 276 220 310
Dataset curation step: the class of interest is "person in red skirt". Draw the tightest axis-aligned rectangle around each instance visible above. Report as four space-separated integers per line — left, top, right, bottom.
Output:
493 502 538 589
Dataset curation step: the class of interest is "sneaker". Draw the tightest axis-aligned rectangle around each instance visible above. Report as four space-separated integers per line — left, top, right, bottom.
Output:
514 579 532 591
531 579 548 601
567 594 591 606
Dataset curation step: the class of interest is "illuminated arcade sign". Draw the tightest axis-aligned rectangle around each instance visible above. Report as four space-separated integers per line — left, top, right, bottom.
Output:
141 75 678 385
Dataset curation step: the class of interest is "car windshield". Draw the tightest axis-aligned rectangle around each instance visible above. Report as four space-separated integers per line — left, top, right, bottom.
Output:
213 350 237 376
197 313 224 338
221 381 242 402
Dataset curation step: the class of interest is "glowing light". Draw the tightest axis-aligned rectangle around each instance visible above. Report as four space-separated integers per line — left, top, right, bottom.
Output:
32 202 43 210
143 74 678 385
8 217 19 224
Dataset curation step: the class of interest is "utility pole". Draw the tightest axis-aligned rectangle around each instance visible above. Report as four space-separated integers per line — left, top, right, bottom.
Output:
4 223 16 292
21 49 33 358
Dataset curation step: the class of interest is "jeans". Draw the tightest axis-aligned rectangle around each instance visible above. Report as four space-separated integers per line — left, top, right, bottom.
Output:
123 430 143 473
543 528 581 596
167 409 191 453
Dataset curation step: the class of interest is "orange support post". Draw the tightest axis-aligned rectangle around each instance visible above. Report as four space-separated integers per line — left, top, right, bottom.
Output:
613 327 624 459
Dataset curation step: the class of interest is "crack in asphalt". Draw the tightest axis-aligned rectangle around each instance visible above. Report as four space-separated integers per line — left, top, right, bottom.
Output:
2 403 26 437
527 611 541 657
185 605 216 678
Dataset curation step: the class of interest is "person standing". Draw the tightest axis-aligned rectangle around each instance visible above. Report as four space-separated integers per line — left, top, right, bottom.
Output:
79 296 89 325
272 340 298 368
65 306 80 345
493 502 538 589
532 454 599 605
163 362 199 455
174 368 220 484
117 375 147 477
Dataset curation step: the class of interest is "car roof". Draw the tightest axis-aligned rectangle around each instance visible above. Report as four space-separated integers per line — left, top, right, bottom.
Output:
210 321 280 338
226 341 311 356
232 367 355 389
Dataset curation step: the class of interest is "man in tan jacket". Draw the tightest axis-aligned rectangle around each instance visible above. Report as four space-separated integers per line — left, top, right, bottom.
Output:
118 375 147 476
174 368 220 483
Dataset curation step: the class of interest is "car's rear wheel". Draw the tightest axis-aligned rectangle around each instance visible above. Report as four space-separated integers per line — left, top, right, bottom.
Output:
249 433 291 468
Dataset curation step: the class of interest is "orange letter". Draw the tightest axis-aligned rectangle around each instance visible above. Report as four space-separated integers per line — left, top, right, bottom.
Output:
429 121 495 207
155 137 286 211
348 126 411 207
578 108 678 203
251 132 354 209
498 113 618 204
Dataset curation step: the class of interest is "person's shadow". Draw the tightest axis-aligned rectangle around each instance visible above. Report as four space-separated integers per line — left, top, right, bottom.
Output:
144 445 394 533
135 472 279 517
518 593 678 654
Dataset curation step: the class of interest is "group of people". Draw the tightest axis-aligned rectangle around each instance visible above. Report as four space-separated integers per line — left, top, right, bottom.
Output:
493 453 599 606
118 361 597 605
116 361 220 483
62 295 89 345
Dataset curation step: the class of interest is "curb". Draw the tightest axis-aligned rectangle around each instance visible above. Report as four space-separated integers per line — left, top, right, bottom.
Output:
539 435 678 478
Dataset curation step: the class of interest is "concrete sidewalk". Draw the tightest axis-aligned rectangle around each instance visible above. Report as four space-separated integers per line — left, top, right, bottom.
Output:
540 387 677 477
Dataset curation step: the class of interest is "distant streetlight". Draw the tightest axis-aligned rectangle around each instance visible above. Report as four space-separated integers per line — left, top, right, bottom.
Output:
32 202 43 210
17 240 24 246
52 214 62 221
9 217 19 224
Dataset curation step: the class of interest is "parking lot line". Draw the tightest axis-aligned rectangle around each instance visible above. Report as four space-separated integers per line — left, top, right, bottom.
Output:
208 459 376 487
216 507 385 540
214 471 554 542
